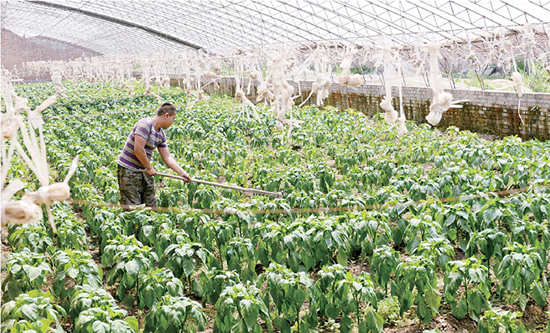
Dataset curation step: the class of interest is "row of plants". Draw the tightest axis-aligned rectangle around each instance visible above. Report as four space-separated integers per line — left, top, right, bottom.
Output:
3 81 550 332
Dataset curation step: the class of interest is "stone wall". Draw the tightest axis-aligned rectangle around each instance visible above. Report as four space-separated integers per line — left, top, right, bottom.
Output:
199 76 550 141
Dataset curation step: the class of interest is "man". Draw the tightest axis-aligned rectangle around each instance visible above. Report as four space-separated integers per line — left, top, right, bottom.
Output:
117 103 190 208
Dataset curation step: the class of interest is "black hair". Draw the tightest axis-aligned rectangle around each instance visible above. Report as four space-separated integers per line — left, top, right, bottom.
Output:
157 103 177 116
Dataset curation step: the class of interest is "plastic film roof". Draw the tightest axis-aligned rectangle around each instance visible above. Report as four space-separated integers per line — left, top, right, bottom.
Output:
2 0 550 56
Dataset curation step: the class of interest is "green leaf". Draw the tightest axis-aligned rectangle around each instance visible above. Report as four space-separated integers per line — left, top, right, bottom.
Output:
340 314 353 333
468 291 482 315
532 204 543 222
124 293 135 308
452 297 467 319
336 251 348 267
10 264 22 275
182 258 195 277
399 291 413 315
358 319 367 333
273 317 284 331
294 288 306 305
125 260 139 276
416 299 432 325
141 285 154 308
111 320 131 332
92 321 110 333
7 281 22 300
124 317 139 333
478 320 489 333
231 320 246 333
424 287 440 311
365 310 384 333
21 304 38 321
326 303 339 319
518 293 527 311
67 267 79 279
483 208 501 225
27 266 42 282
278 318 291 333
240 299 259 330
532 282 547 307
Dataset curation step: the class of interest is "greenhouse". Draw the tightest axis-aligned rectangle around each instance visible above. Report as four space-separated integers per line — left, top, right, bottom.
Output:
1 0 550 332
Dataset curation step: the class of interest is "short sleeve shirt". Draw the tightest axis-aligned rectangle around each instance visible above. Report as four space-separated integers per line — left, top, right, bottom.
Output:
117 117 167 171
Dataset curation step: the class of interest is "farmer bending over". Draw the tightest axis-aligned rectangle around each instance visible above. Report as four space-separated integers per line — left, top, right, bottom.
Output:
117 103 190 208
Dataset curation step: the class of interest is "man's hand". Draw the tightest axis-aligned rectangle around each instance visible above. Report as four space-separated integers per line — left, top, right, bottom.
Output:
180 171 191 182
146 167 156 176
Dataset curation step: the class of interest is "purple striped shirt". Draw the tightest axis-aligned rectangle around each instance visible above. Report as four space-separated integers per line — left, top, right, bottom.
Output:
117 117 167 171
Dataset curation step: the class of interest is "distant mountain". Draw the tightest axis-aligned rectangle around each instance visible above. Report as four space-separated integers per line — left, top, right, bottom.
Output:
1 28 102 81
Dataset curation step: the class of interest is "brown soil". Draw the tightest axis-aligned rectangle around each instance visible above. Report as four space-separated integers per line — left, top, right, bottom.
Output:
348 262 370 276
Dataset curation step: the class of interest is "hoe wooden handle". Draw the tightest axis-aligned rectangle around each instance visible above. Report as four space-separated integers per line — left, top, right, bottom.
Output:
153 171 284 198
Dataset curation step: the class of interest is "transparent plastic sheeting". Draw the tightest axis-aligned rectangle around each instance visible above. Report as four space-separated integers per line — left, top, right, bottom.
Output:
2 0 550 56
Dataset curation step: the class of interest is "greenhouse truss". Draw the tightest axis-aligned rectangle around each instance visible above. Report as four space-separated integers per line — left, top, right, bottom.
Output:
2 0 550 55
2 1 550 333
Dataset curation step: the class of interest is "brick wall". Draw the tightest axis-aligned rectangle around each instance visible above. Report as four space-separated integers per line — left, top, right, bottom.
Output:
1 28 101 82
199 76 550 141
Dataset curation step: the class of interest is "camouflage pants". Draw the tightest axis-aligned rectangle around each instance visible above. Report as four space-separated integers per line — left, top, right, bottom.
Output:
117 165 157 208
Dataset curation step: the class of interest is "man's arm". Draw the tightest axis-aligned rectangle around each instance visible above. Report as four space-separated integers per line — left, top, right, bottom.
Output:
134 135 156 175
158 146 191 182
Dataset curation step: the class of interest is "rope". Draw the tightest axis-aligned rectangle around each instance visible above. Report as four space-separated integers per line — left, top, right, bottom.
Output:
42 110 146 120
66 183 550 216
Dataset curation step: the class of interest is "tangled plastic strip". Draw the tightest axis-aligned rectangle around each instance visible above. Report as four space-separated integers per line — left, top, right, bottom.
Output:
425 41 467 126
1 77 79 231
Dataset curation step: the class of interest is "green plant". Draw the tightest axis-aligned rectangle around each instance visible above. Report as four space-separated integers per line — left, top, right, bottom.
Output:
155 227 190 257
136 214 175 248
304 216 351 268
163 242 217 286
74 307 138 333
349 213 392 260
477 309 525 333
522 62 550 93
316 264 382 333
496 242 547 310
370 245 400 293
8 222 54 254
403 214 443 253
1 290 65 333
51 249 103 298
56 218 88 251
376 296 401 327
444 257 491 320
1 249 52 302
413 237 455 271
102 235 158 302
198 218 235 259
197 269 241 306
256 221 308 272
51 202 88 250
143 295 207 333
89 208 118 237
391 256 440 324
137 268 185 309
225 238 257 281
68 285 122 321
260 263 317 332
465 228 507 278
214 283 273 333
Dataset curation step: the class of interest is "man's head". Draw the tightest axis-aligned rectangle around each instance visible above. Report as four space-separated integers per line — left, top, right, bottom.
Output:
157 103 177 128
